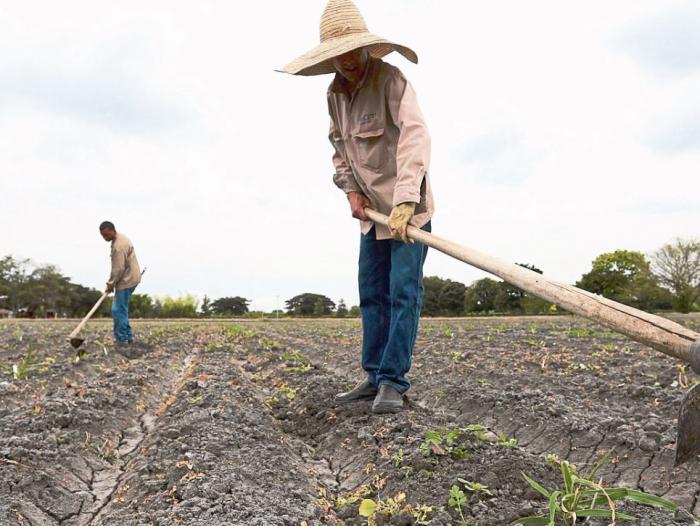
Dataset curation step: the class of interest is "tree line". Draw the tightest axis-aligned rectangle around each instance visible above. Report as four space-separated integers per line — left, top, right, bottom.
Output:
1 238 698 318
422 240 699 316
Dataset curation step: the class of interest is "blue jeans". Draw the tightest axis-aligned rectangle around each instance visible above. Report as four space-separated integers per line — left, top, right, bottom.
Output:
359 222 430 394
112 287 136 343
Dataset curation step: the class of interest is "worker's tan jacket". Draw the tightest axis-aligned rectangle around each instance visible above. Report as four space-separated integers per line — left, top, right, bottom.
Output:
328 58 434 240
108 233 141 291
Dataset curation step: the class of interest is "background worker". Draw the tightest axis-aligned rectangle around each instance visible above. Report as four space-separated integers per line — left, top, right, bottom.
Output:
99 221 141 347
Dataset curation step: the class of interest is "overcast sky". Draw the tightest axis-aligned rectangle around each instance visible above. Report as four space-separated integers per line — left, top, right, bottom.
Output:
1 1 698 311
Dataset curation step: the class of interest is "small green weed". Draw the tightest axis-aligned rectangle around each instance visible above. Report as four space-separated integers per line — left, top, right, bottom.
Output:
335 485 371 510
392 448 404 467
464 424 489 441
277 383 298 400
420 425 491 459
526 339 547 350
281 350 311 372
225 324 257 339
359 493 433 525
498 431 518 447
565 327 593 338
420 427 463 457
514 451 678 525
0 347 46 380
448 484 473 526
259 336 283 351
459 478 492 498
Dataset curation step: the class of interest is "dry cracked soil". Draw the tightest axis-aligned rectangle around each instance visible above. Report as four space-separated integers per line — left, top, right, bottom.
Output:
1 315 699 526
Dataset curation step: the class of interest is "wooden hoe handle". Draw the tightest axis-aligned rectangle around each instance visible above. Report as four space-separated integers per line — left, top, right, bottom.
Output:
69 291 109 339
365 208 700 372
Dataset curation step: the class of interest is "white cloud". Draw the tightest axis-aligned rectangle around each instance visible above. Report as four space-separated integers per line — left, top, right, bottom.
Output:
455 129 541 185
644 107 700 154
1 0 699 311
615 1 700 77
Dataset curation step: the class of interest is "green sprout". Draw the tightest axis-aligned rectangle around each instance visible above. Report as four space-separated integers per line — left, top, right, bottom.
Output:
514 451 678 526
458 478 492 498
448 485 472 526
498 431 518 447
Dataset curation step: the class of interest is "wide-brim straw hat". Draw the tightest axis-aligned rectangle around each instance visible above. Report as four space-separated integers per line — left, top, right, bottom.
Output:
280 0 417 76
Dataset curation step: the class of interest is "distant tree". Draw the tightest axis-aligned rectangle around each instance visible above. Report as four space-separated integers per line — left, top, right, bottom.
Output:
68 284 110 318
285 293 335 316
0 254 136 318
153 295 199 318
577 250 665 311
652 239 700 313
336 299 348 317
210 296 250 316
349 305 360 317
465 278 501 313
495 263 544 313
422 276 467 316
518 263 543 275
313 298 326 316
200 295 212 316
422 276 447 316
438 280 466 315
26 265 74 316
130 294 155 318
520 295 554 315
0 256 30 312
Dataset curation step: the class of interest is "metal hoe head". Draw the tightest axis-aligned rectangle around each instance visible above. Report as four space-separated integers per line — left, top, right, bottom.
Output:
69 337 85 349
676 382 700 465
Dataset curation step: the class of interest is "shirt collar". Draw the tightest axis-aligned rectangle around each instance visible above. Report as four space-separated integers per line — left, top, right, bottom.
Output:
330 57 376 98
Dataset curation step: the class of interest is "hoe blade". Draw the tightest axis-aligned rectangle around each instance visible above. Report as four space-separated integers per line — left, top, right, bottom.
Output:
69 337 85 349
676 383 700 466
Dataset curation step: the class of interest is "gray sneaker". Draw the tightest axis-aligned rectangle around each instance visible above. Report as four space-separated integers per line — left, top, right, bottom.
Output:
335 379 378 403
371 384 404 414
115 341 144 359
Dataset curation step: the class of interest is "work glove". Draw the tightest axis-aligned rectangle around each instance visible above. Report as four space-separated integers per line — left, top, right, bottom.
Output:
388 202 416 244
105 283 115 294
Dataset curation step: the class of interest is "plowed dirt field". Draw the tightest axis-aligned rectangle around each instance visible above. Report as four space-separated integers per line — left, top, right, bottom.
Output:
1 316 699 525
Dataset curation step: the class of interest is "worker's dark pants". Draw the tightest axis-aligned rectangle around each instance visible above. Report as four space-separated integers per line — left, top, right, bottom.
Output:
358 222 430 394
112 286 136 343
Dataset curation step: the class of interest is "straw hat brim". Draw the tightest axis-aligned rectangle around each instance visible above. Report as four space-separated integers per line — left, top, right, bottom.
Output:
280 33 417 76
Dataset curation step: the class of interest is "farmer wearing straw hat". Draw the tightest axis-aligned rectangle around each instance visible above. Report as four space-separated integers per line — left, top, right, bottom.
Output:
280 0 434 413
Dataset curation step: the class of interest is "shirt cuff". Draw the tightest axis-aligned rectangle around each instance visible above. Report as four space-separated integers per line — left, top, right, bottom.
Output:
392 186 421 207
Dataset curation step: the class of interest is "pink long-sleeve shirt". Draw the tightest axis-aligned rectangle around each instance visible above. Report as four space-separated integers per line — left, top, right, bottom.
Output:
327 58 434 240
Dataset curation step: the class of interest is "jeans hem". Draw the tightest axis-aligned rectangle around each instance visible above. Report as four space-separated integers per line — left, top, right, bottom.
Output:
377 379 409 395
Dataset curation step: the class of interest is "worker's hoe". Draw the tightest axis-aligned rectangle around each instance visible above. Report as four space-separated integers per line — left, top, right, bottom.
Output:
67 291 109 351
366 209 700 466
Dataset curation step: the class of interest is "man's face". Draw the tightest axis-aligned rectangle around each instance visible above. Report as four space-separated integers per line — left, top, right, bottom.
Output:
100 228 116 242
333 47 369 85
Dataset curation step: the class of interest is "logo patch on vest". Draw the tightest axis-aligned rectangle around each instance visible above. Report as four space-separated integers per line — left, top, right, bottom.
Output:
360 113 376 124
